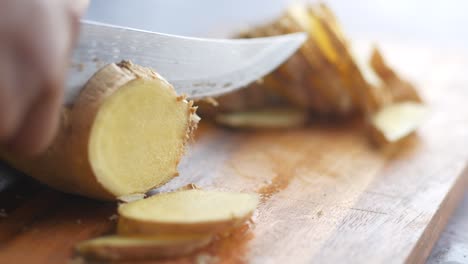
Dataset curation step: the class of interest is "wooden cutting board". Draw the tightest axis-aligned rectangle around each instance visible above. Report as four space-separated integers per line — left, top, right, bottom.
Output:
0 43 467 264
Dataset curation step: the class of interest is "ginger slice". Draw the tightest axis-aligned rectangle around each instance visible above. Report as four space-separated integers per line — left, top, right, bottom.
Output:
118 189 259 236
76 234 212 261
215 108 308 129
287 4 355 114
1 61 199 200
370 102 428 144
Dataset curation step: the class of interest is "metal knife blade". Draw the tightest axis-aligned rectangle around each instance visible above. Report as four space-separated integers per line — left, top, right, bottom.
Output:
66 20 306 104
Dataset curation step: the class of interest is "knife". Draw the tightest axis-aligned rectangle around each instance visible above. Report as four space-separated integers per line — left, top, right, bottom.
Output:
65 20 307 104
0 21 306 193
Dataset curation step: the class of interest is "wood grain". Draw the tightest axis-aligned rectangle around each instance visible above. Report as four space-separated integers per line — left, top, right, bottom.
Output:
0 43 467 264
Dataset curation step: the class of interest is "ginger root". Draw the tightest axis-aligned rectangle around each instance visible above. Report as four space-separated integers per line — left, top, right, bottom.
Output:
1 61 199 200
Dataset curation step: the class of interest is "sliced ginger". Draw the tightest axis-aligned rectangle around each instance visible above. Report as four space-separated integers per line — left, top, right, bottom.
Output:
76 234 212 261
76 189 258 261
196 3 427 147
88 68 195 196
118 189 259 236
370 102 428 144
215 108 308 129
370 47 423 103
1 61 199 200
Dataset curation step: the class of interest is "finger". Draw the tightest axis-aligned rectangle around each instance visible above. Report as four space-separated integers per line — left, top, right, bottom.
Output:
14 53 43 112
7 0 77 155
9 6 68 155
5 53 44 147
6 81 63 156
18 1 70 93
0 45 22 143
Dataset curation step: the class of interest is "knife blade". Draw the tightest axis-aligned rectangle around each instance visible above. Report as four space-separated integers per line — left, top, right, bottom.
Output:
66 20 306 104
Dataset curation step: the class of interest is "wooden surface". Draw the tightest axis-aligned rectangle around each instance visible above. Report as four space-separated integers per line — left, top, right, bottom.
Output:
0 43 467 263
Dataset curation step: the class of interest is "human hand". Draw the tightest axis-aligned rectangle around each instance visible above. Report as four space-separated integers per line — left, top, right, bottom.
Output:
0 0 89 156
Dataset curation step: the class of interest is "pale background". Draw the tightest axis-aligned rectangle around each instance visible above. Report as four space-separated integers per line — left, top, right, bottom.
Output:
85 0 468 50
85 1 468 263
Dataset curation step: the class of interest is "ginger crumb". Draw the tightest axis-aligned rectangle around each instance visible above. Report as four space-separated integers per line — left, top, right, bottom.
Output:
204 97 219 107
118 193 146 203
108 214 118 221
76 219 82 224
175 183 201 192
186 183 200 190
176 95 188 102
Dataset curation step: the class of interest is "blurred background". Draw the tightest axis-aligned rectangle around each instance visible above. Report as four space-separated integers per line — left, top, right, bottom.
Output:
85 0 468 50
